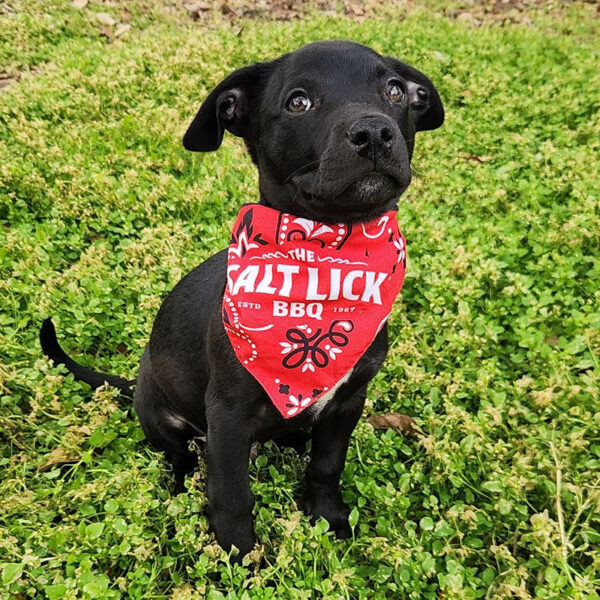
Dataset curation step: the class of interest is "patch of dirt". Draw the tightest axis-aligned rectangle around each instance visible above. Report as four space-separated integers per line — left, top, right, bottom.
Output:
179 0 596 24
184 0 338 22
0 65 42 91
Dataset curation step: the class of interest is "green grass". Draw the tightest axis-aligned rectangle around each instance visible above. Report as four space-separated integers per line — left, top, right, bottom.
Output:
1 1 599 598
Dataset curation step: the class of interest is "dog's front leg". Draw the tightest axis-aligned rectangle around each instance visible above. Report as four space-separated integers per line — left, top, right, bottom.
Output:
304 386 366 538
205 391 256 560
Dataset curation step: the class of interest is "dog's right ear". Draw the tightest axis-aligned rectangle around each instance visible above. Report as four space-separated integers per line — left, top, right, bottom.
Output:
183 62 271 152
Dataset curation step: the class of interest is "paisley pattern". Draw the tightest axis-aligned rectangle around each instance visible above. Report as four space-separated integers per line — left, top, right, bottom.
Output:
222 203 407 419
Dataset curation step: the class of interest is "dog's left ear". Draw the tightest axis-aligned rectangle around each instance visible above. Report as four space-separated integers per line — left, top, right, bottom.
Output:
384 57 444 132
183 61 272 152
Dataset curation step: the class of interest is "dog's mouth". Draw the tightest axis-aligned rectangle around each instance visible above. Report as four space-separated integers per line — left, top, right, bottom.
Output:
290 167 407 221
343 172 401 203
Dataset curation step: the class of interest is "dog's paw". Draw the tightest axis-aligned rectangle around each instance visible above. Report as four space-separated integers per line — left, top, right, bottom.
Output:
216 532 257 564
328 514 352 539
209 513 257 563
304 494 352 539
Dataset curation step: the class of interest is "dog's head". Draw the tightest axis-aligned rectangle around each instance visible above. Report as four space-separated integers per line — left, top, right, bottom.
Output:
184 40 444 223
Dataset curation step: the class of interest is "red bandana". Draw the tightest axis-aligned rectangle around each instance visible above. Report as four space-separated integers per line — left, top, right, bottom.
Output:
222 204 407 419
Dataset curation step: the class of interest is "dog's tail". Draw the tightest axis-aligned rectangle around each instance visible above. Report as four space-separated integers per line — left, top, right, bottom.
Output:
40 318 135 398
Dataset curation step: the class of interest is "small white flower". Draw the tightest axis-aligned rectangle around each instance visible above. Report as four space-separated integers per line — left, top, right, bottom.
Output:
286 394 312 416
329 347 342 360
393 239 406 263
280 342 293 354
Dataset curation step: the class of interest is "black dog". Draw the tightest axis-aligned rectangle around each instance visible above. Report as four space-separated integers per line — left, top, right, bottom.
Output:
41 40 443 559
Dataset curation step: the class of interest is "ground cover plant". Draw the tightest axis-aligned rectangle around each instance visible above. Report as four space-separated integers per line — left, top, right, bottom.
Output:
1 0 599 598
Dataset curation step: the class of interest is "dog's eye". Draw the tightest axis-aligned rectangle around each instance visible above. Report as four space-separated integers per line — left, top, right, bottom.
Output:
286 92 312 113
385 80 405 104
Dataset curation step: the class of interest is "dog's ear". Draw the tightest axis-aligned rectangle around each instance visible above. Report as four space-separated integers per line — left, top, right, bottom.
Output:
384 57 444 132
183 62 271 152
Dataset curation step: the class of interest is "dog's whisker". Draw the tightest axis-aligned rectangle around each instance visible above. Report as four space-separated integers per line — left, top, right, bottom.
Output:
282 159 321 185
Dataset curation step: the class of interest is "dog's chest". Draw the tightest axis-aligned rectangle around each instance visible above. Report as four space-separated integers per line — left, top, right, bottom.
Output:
305 369 353 418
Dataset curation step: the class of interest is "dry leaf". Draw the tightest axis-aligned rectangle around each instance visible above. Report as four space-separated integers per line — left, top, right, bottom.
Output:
98 25 113 40
467 154 493 163
367 413 417 436
39 447 79 471
249 442 260 461
185 2 211 14
244 542 265 565
0 74 17 90
221 3 242 17
460 152 492 163
345 1 365 16
95 12 116 26
116 342 129 354
115 24 131 38
72 0 88 8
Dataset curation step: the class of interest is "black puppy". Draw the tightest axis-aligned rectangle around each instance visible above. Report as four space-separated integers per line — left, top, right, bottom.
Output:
41 40 443 559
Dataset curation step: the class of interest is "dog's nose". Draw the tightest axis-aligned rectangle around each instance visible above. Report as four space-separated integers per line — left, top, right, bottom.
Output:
347 117 395 159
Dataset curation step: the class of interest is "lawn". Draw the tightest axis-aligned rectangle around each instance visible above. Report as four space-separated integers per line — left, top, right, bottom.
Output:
1 1 599 598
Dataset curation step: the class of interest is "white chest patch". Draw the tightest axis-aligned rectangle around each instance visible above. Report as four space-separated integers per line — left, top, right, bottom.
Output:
306 368 353 418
